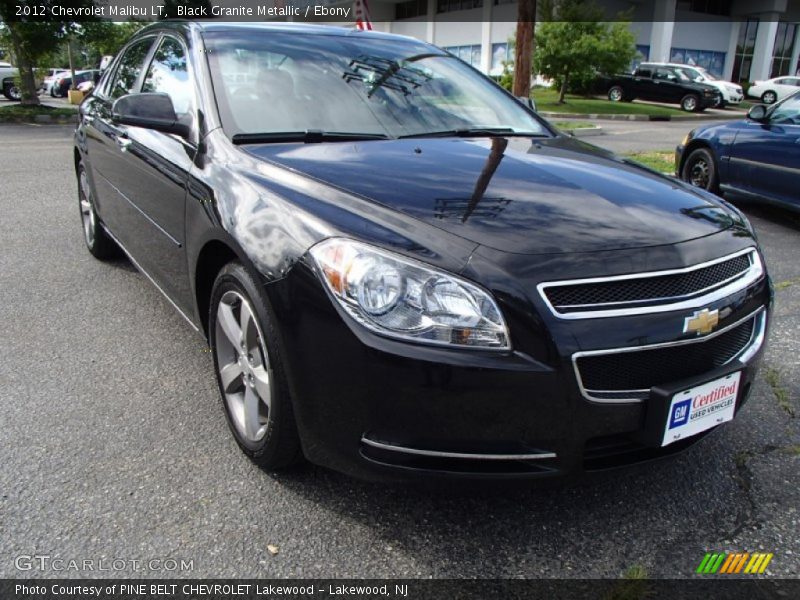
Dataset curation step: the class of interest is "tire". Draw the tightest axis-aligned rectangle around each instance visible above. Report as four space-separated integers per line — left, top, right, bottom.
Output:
77 163 117 259
209 262 302 470
761 90 777 105
608 85 625 102
681 147 719 194
2 82 20 101
681 94 700 112
717 99 727 109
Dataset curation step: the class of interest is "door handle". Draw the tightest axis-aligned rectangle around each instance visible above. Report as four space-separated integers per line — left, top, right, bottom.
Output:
116 134 132 152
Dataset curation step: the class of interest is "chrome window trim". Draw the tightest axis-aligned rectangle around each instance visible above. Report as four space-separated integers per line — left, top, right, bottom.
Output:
573 307 766 404
537 247 762 319
360 437 557 461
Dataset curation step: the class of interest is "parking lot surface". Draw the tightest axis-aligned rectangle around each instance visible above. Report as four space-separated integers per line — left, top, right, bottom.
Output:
0 123 797 579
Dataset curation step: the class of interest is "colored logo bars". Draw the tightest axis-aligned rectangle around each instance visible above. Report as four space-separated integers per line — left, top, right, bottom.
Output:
696 552 774 574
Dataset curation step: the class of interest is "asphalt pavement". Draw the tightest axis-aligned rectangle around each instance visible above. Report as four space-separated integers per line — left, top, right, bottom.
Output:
583 118 728 154
0 123 797 580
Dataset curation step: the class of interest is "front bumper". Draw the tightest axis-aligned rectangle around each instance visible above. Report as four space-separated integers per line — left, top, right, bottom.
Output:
269 243 772 483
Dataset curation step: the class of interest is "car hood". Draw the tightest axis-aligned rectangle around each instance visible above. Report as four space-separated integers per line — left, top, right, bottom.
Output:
241 136 735 255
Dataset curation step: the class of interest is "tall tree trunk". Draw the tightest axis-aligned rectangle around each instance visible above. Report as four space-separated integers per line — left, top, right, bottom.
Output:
512 0 537 98
6 25 40 106
68 39 77 91
558 73 569 104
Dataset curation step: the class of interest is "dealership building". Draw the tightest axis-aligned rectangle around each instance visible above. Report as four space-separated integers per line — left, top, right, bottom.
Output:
351 0 800 83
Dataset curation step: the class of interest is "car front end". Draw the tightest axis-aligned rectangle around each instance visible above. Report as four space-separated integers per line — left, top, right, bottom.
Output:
714 81 744 105
238 133 772 483
271 228 770 483
698 84 722 108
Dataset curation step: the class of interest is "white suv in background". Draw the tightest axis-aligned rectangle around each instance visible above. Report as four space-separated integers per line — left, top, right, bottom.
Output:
678 64 744 107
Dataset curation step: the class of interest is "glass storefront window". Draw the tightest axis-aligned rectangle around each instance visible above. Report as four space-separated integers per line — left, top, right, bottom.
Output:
771 22 798 78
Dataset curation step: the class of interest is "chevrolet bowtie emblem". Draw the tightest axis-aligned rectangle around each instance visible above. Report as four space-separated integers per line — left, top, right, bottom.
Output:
684 308 720 336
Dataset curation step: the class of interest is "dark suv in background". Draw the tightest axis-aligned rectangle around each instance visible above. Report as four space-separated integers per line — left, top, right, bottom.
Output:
604 62 721 112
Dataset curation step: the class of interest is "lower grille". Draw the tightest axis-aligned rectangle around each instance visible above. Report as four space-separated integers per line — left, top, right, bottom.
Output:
574 309 763 403
583 432 712 471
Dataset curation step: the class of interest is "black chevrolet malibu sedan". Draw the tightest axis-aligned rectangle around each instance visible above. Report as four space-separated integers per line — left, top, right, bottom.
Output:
74 21 772 482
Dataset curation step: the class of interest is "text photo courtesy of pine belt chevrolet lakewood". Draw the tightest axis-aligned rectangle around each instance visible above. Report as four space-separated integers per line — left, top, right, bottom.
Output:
74 21 772 482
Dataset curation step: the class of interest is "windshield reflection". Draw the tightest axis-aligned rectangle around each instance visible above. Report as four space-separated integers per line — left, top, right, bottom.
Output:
204 31 548 140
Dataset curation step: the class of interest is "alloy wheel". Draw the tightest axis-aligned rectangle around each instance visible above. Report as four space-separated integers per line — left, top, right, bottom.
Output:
78 170 96 247
683 96 697 111
215 290 271 443
609 87 622 101
762 91 777 104
688 157 710 189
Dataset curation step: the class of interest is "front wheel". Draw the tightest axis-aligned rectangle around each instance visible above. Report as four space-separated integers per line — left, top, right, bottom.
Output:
681 94 700 112
681 147 719 193
209 262 302 470
761 90 777 104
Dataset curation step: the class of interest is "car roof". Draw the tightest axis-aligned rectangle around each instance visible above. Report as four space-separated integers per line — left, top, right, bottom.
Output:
641 62 704 70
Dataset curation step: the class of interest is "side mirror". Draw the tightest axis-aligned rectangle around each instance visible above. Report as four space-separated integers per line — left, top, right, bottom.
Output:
747 104 768 122
516 95 537 112
112 93 190 138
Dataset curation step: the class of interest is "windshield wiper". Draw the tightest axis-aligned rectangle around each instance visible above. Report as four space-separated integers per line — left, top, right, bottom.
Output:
399 128 549 139
232 130 390 145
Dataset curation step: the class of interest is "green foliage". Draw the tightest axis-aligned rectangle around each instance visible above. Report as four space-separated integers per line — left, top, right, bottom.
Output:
0 3 141 103
0 0 99 103
533 0 636 102
498 65 514 92
80 22 145 57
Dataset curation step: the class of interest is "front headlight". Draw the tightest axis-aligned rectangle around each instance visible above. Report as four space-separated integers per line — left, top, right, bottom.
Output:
309 238 510 350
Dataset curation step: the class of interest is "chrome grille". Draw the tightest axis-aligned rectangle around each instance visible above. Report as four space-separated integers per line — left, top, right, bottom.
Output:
539 248 762 319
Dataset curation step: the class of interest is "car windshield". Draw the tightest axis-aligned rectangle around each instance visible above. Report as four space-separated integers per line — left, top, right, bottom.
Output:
203 30 548 140
696 68 717 81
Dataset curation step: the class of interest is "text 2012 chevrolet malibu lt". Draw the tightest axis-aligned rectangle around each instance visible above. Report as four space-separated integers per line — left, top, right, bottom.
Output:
74 22 772 481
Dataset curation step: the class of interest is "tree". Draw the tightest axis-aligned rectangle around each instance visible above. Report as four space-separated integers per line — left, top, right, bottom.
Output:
511 0 536 98
80 21 145 57
0 0 97 105
533 0 636 103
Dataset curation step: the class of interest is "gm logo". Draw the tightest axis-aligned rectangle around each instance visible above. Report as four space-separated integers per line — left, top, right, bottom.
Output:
669 398 691 429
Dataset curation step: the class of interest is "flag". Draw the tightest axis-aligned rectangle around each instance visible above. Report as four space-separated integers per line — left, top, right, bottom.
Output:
354 0 373 30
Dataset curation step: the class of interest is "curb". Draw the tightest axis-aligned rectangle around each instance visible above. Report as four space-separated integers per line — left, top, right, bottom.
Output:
539 111 743 122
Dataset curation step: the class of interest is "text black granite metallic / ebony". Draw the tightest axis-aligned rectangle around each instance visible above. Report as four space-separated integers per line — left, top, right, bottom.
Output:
74 21 772 482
